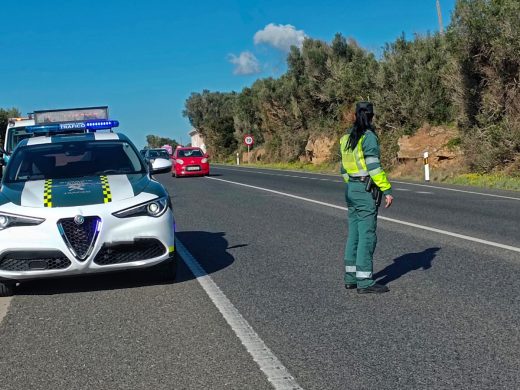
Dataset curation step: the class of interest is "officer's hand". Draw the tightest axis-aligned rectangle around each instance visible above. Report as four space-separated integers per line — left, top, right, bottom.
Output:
384 195 394 208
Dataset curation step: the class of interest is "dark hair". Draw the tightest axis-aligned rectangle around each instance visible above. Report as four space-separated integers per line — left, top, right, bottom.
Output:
346 102 374 151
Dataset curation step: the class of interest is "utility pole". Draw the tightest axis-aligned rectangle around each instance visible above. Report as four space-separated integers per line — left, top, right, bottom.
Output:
436 0 444 34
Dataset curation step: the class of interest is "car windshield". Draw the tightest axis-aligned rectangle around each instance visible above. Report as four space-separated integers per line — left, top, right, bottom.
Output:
177 149 204 157
4 140 146 183
148 149 170 159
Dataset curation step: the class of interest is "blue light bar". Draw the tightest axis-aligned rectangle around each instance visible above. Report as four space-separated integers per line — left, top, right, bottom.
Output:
25 120 119 134
85 120 119 131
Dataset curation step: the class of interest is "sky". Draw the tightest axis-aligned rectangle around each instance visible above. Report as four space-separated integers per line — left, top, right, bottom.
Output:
0 0 456 149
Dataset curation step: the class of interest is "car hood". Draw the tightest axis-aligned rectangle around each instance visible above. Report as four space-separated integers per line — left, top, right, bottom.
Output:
0 173 165 208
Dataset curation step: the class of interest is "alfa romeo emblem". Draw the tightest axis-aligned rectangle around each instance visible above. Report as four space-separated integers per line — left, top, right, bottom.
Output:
74 215 85 225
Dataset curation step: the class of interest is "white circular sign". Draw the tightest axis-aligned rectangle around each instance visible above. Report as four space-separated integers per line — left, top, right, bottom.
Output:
244 135 254 146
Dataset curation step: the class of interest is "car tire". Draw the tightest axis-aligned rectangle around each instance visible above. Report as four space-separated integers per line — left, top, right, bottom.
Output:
0 281 15 297
155 252 178 283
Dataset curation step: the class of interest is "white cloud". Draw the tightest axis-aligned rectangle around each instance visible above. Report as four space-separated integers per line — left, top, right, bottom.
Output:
228 51 261 75
254 23 307 52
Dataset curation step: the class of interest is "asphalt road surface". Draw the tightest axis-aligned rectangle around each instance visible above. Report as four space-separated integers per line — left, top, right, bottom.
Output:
1 165 519 389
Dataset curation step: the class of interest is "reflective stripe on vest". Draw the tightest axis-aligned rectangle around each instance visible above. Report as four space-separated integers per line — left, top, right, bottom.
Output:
340 134 369 180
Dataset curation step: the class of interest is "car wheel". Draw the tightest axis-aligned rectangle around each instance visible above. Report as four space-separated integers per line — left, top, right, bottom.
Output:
155 252 178 283
0 281 15 297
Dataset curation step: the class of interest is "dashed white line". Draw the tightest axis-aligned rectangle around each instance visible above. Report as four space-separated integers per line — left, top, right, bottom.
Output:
215 165 520 201
391 180 520 201
176 240 303 390
0 297 12 325
207 176 520 254
216 166 340 183
416 191 433 194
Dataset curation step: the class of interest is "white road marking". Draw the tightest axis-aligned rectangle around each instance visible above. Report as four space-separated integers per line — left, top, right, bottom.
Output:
207 177 520 254
416 191 433 194
216 166 340 183
394 188 411 192
0 297 12 325
391 180 520 201
176 240 303 390
215 165 520 201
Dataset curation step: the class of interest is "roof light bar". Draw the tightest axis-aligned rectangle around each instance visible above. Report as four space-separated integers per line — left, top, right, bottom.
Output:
25 120 119 134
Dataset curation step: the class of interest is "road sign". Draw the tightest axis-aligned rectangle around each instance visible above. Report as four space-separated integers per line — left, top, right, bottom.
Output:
244 135 254 146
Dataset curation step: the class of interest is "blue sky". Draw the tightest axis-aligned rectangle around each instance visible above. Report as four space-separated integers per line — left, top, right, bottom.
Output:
0 0 456 149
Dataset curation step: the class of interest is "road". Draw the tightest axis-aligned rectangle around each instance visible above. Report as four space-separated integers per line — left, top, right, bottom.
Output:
1 165 519 389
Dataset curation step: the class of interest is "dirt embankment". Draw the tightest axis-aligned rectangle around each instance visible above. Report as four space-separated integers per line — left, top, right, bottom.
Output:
241 125 465 179
392 125 465 179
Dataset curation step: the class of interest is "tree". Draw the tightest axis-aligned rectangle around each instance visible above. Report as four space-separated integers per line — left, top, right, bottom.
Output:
183 90 237 159
0 107 22 146
146 134 179 149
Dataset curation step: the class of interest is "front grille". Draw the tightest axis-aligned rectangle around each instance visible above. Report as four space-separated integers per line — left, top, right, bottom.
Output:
0 251 71 271
58 216 100 260
94 239 166 265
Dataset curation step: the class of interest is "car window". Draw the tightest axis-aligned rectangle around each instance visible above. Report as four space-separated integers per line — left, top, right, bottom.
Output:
177 149 204 157
147 149 170 159
6 127 33 153
5 140 146 182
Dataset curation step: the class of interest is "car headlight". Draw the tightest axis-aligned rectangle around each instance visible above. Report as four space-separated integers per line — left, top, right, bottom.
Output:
0 212 45 231
176 159 184 165
201 158 208 163
112 196 170 218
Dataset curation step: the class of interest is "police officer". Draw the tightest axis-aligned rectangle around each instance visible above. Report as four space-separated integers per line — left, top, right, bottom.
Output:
340 102 393 294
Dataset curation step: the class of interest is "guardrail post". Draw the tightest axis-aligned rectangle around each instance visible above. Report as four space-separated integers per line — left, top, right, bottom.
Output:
423 151 430 182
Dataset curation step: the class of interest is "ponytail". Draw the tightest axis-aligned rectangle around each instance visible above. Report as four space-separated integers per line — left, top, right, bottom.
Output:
346 106 374 151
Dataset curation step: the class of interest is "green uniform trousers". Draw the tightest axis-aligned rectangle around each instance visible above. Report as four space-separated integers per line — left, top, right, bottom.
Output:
344 180 378 288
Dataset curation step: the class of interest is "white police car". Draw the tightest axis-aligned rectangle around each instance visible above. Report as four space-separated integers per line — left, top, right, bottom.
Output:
0 120 176 296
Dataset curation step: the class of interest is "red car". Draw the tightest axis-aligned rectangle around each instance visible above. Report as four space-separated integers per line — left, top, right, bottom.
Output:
172 147 210 177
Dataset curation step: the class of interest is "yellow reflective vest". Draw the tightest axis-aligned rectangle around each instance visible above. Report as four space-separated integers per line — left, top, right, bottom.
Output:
340 130 392 194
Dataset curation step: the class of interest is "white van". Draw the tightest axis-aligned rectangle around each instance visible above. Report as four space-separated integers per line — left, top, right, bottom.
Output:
1 117 35 177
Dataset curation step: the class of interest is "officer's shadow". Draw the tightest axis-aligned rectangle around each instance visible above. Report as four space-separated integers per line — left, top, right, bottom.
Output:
374 247 440 285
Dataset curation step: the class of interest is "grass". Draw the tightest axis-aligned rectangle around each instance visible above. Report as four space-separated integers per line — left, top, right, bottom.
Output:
442 173 520 191
217 161 520 191
223 161 340 174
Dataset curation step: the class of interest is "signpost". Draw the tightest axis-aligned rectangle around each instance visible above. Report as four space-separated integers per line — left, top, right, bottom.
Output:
244 134 254 163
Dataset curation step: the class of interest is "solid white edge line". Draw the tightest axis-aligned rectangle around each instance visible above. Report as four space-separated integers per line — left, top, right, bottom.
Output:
206 176 520 254
0 297 12 325
215 165 520 201
176 240 303 390
391 180 520 201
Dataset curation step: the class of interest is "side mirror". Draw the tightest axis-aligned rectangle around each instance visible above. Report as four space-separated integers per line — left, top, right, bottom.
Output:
151 157 172 174
204 154 210 158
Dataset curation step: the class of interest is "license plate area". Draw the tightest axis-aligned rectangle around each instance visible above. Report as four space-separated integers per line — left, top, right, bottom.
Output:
186 166 201 171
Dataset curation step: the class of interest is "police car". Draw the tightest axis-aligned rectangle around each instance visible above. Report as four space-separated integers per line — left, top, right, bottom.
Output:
0 119 176 296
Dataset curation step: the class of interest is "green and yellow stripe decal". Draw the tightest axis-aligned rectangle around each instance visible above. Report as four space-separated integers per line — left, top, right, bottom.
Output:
43 179 53 208
100 175 112 203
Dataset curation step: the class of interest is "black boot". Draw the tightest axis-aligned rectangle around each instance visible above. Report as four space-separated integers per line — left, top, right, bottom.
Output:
357 283 389 294
345 284 357 290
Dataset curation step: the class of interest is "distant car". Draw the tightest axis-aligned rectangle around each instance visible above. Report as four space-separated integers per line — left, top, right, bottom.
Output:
172 147 209 177
144 148 171 161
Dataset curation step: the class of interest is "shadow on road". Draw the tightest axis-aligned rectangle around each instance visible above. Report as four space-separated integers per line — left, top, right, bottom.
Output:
15 231 237 295
175 231 242 282
374 247 440 285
